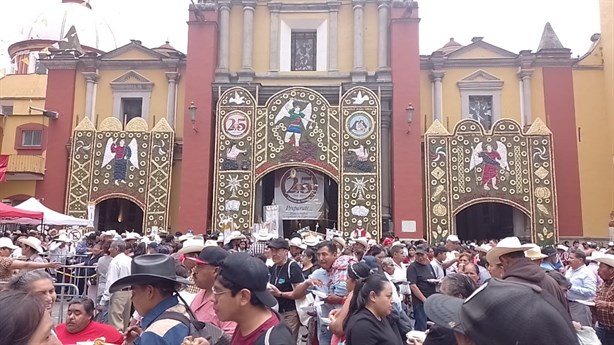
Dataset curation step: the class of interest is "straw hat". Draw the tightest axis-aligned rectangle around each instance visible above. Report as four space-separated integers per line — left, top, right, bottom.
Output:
303 235 320 247
331 236 345 249
486 237 533 265
525 244 548 261
54 233 72 243
353 237 369 248
595 254 614 268
253 228 275 241
177 237 205 255
289 237 306 250
0 237 18 250
18 236 44 254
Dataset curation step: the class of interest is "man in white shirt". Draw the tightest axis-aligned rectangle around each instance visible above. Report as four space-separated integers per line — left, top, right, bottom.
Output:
389 245 409 294
565 249 596 326
98 240 132 331
444 235 460 275
430 246 447 280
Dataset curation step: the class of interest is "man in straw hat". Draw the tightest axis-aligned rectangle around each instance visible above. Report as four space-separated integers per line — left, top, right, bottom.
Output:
593 254 614 343
486 236 569 311
177 237 206 295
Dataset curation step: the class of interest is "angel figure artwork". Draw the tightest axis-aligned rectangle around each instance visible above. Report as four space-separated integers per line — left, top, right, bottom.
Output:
274 99 313 148
469 141 509 191
101 138 139 186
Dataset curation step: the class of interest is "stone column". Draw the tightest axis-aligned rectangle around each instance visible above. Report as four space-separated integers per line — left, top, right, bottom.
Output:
430 70 445 121
238 1 255 82
376 0 391 81
328 1 340 72
519 70 534 127
380 98 392 225
165 72 180 128
269 3 281 72
215 1 231 82
82 72 99 121
351 0 366 82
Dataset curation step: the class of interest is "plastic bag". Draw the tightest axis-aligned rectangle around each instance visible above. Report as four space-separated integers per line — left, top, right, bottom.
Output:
577 327 602 345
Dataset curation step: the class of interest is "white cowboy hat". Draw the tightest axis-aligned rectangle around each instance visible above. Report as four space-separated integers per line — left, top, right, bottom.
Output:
18 236 44 254
595 254 614 268
303 235 320 247
0 237 18 250
525 244 548 261
353 237 369 248
102 230 118 237
178 234 194 243
331 236 345 248
217 234 224 243
228 231 246 242
556 244 569 252
486 237 534 265
446 235 460 242
204 240 219 247
54 233 71 243
587 251 605 261
475 244 492 253
253 228 275 241
392 241 406 247
177 238 205 255
125 232 142 240
289 237 306 250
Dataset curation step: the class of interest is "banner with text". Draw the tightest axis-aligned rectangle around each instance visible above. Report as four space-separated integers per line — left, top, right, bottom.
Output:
263 205 283 238
275 167 325 220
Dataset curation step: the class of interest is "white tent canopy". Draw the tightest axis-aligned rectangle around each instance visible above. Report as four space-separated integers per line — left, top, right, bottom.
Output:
15 198 88 226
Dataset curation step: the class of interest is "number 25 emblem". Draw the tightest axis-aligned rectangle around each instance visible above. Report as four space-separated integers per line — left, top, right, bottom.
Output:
223 111 250 139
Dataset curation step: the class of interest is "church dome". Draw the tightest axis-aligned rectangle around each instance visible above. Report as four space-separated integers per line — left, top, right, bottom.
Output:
24 0 117 52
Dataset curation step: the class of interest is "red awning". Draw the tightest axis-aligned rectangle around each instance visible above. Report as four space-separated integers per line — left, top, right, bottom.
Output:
0 203 44 224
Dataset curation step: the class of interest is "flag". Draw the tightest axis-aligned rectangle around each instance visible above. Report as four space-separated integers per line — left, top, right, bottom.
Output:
0 155 9 182
21 56 29 65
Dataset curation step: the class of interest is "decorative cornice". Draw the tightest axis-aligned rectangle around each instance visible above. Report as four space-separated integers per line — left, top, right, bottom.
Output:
430 70 445 81
82 72 100 83
110 70 155 91
165 71 180 83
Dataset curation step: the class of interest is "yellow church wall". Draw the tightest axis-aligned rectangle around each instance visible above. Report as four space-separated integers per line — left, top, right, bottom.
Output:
529 68 547 125
251 4 271 73
573 68 612 237
0 180 36 200
168 161 182 232
0 115 47 155
439 67 522 129
174 66 187 140
228 5 245 73
419 70 434 133
93 69 171 129
601 0 614 198
71 71 86 128
363 2 379 73
337 4 355 73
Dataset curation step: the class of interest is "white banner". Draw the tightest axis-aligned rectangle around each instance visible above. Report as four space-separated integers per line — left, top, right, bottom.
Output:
87 202 95 228
275 168 325 220
264 205 283 238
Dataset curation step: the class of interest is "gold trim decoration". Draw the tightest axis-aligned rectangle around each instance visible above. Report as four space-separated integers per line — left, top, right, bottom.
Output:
210 86 383 238
425 119 451 136
424 118 558 245
97 117 123 132
66 118 174 233
526 118 552 135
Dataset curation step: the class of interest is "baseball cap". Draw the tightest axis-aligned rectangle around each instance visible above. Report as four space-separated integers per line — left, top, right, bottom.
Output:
424 278 577 345
189 246 229 266
267 238 290 250
220 252 277 308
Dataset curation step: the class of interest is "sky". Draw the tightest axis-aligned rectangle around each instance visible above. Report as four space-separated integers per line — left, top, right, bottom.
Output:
0 0 602 73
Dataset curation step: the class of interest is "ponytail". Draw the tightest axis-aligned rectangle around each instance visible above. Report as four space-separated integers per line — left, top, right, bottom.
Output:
342 273 388 331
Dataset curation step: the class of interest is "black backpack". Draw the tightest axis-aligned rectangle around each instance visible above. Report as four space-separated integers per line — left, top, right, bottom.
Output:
154 311 232 345
254 322 295 345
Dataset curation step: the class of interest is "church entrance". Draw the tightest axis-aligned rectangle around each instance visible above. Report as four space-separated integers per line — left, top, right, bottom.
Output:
95 198 144 234
455 202 529 242
255 167 338 238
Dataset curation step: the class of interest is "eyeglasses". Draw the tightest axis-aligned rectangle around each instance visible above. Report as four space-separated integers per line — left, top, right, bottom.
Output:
212 287 231 296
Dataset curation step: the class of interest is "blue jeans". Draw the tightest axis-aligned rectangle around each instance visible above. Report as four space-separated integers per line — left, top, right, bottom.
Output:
597 326 614 345
413 303 428 331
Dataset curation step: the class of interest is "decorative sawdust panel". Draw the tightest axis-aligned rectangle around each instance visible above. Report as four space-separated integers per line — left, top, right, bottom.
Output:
211 86 383 238
66 117 175 233
424 118 557 245
339 87 382 238
212 87 257 230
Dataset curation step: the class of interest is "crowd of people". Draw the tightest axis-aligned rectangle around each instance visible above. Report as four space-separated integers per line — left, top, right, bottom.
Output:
1 226 614 345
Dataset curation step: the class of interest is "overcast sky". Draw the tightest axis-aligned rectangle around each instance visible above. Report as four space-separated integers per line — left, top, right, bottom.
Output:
0 0 602 72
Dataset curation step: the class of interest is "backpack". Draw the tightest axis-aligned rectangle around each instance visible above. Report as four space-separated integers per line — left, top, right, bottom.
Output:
254 323 295 345
154 311 232 345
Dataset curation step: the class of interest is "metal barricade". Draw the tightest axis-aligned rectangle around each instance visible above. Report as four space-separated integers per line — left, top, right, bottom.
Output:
53 264 99 299
53 282 80 324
